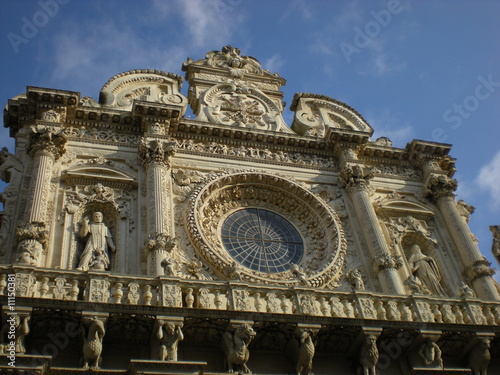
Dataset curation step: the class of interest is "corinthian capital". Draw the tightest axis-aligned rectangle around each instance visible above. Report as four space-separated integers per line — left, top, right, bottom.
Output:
28 126 67 160
423 174 457 201
466 258 496 282
374 253 403 272
338 164 374 193
138 137 176 168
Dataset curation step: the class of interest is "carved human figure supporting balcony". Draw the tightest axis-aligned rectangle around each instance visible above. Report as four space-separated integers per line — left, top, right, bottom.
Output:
139 136 177 276
339 162 405 295
157 321 184 361
15 127 66 266
423 169 500 301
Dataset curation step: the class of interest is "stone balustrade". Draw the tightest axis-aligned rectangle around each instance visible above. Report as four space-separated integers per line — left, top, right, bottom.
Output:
2 266 500 327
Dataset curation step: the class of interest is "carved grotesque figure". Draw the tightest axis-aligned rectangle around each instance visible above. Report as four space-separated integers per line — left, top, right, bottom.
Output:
468 338 490 375
221 323 255 373
359 335 379 375
1 315 30 354
226 261 242 281
82 318 105 369
157 321 184 361
418 339 443 369
295 329 316 375
77 212 115 271
407 245 445 296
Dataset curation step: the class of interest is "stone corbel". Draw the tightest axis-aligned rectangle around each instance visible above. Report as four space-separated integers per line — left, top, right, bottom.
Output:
80 312 109 370
152 316 184 361
1 305 32 355
406 330 443 370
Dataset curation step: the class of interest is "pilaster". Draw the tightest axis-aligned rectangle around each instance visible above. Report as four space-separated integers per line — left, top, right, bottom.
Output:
339 159 406 295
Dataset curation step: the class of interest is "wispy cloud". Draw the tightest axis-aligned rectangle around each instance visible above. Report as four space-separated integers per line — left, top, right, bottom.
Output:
367 110 414 147
169 0 245 48
477 150 500 209
264 54 284 74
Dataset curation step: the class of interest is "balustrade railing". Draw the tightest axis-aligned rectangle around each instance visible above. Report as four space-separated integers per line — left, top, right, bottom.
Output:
2 266 500 326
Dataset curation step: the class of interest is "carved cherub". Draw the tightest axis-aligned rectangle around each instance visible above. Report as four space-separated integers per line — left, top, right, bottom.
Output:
291 264 310 286
185 257 203 279
346 269 365 291
161 255 178 277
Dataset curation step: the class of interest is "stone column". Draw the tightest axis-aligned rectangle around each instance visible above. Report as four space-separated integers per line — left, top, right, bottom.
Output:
424 173 500 301
15 128 66 266
339 164 406 295
139 135 177 276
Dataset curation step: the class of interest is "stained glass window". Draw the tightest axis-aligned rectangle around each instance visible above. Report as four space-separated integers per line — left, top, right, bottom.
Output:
221 208 303 273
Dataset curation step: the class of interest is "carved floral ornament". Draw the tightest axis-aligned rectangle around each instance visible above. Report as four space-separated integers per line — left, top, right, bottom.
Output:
185 171 347 287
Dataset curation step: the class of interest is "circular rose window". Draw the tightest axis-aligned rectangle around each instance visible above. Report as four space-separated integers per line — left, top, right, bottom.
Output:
221 208 304 273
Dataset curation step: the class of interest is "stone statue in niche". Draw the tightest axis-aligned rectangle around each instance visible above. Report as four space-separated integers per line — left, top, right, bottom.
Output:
418 339 443 369
407 245 445 296
77 212 116 271
157 321 184 361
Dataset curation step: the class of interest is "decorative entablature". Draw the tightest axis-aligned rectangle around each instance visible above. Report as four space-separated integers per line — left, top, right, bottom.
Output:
291 93 374 138
4 87 80 137
406 139 456 175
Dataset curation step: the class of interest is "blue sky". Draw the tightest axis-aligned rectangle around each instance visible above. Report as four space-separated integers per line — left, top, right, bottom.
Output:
1 0 499 277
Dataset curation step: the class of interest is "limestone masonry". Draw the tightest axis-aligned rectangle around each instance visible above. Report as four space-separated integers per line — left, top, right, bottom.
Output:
0 46 499 374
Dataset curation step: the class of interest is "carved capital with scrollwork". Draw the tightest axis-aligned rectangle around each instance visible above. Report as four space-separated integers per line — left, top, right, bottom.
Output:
28 126 67 160
423 174 457 202
466 258 496 282
143 232 177 254
338 164 373 194
374 253 403 272
138 137 176 168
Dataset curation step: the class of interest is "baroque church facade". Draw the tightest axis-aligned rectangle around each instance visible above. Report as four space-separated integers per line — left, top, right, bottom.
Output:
0 46 499 374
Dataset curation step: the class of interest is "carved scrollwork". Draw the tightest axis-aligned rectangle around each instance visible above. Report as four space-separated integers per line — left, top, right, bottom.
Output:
138 137 176 168
338 164 374 194
185 171 346 287
28 126 67 160
424 174 458 201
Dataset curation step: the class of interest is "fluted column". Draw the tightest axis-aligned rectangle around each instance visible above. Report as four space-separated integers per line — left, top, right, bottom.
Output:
424 173 500 301
15 128 66 266
139 135 177 276
339 164 406 295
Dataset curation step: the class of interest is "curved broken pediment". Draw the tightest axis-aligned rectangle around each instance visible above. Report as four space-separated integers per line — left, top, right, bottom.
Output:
290 93 373 137
99 69 188 114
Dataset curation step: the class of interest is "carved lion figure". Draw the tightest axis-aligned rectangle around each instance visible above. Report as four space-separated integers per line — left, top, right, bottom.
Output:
221 323 255 373
358 335 379 375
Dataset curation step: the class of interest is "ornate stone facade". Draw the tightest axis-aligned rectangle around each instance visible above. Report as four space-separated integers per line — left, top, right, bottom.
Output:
0 46 499 374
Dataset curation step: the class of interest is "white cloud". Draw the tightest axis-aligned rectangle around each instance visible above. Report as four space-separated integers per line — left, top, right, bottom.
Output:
171 0 245 48
367 110 414 147
477 151 500 209
264 54 284 74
